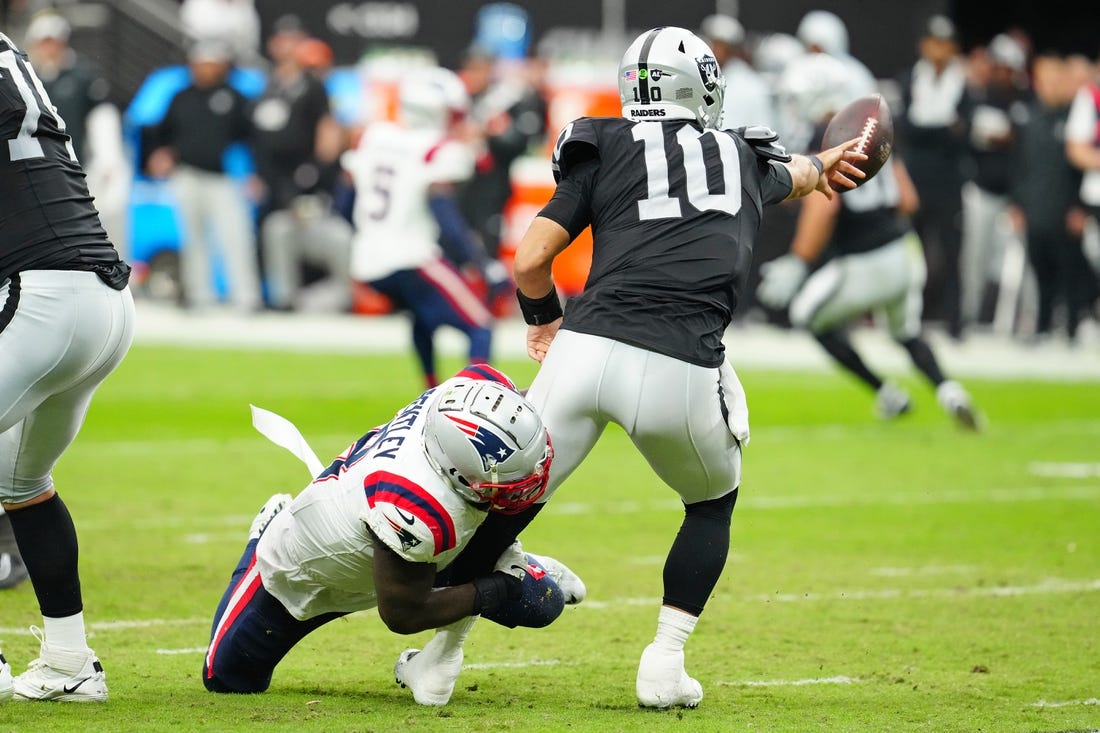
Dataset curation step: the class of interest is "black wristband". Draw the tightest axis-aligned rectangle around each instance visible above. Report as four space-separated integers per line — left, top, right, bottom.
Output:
516 287 563 326
808 155 824 175
472 572 522 616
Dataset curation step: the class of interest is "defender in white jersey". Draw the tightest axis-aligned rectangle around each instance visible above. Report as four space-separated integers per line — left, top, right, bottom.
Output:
344 67 505 388
203 364 582 701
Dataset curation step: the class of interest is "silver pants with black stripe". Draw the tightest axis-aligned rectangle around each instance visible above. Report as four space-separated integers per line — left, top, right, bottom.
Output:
0 270 134 504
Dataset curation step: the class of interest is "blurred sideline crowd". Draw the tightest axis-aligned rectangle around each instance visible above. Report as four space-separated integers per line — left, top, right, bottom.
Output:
11 2 1100 348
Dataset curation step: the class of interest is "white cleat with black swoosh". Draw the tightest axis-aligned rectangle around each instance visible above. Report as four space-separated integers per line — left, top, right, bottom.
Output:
12 627 107 702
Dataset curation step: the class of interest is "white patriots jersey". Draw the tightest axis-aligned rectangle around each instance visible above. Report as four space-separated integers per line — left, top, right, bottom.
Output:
255 364 516 620
343 121 475 282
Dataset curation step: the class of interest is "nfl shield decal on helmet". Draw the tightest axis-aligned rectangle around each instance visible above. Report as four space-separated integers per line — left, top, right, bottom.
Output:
444 414 515 471
697 55 720 92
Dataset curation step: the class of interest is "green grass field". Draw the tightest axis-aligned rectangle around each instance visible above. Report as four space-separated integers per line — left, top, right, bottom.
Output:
2 344 1098 732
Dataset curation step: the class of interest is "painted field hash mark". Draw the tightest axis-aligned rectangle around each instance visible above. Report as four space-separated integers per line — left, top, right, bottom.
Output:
549 484 1100 516
1029 697 1100 708
463 659 561 670
717 675 860 687
1029 462 1100 478
581 577 1100 609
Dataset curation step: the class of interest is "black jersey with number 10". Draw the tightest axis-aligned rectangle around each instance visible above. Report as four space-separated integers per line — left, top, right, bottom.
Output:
551 117 793 367
0 34 129 288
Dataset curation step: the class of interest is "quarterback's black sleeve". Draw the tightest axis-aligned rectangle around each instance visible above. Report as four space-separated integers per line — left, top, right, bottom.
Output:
762 161 794 205
538 157 598 240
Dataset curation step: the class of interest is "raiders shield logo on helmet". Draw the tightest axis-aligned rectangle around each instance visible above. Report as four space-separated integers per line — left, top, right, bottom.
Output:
697 55 720 92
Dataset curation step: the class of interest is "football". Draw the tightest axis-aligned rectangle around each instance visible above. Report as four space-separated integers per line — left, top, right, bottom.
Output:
821 93 894 189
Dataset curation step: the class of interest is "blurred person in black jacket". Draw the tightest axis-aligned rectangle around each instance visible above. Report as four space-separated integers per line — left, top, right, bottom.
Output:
457 46 546 292
959 33 1031 333
251 16 351 312
144 38 262 312
895 15 972 339
1009 53 1091 343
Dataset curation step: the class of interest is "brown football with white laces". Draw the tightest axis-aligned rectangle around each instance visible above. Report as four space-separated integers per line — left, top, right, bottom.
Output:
821 93 894 189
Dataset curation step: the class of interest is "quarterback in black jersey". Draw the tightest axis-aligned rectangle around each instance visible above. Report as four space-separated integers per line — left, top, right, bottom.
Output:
0 32 133 702
758 52 980 430
399 26 868 711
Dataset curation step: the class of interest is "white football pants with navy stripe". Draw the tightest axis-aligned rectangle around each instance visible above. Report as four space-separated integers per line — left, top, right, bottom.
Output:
0 271 134 504
525 330 748 506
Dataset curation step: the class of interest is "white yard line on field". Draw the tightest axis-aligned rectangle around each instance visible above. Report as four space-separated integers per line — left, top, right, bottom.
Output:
581 577 1100 609
3 579 1097 644
0 617 207 636
75 484 1100 535
717 675 861 687
548 484 1100 515
1029 462 1100 478
1029 697 1100 708
463 659 561 670
151 647 562 670
870 565 980 577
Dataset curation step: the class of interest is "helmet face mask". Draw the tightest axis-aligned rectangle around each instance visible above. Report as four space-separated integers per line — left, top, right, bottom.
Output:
618 26 726 129
423 381 553 514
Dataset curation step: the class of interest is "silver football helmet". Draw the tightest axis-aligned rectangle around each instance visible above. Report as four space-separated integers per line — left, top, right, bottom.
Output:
619 26 725 128
399 66 470 131
777 52 851 124
423 381 553 514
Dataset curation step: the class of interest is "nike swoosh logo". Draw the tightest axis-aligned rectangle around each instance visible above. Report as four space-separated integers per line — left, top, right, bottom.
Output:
63 677 91 695
393 507 416 526
0 553 11 582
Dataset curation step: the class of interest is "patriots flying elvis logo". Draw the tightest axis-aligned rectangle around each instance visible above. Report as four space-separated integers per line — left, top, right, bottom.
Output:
385 514 422 552
445 415 514 472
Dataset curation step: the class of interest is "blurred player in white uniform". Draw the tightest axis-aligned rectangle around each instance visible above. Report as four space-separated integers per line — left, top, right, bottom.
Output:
203 363 583 702
344 67 505 387
758 53 979 428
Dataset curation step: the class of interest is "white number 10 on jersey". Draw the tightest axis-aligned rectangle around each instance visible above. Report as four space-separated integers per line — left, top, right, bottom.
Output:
632 122 742 220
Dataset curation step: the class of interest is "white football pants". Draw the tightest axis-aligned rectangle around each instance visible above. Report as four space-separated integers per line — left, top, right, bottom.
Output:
0 271 135 503
525 330 748 506
172 165 262 311
790 233 926 341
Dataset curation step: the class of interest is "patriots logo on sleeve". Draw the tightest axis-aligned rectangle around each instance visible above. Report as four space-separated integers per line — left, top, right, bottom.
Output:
444 414 514 472
384 512 423 552
364 471 457 556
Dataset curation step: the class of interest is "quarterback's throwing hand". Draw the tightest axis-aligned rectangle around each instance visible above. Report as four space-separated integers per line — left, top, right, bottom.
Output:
526 320 561 363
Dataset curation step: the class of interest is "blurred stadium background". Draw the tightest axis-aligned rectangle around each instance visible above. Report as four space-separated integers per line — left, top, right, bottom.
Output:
1 0 1098 348
1 3 1099 728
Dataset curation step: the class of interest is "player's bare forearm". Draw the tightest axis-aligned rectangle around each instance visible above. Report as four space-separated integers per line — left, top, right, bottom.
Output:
372 532 478 634
513 216 571 299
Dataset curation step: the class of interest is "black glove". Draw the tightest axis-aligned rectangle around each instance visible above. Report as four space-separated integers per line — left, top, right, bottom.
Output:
471 571 522 616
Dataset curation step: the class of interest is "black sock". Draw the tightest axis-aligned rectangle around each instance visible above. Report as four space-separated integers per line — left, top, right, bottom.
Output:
900 337 946 386
662 489 738 616
7 493 83 617
815 330 883 391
